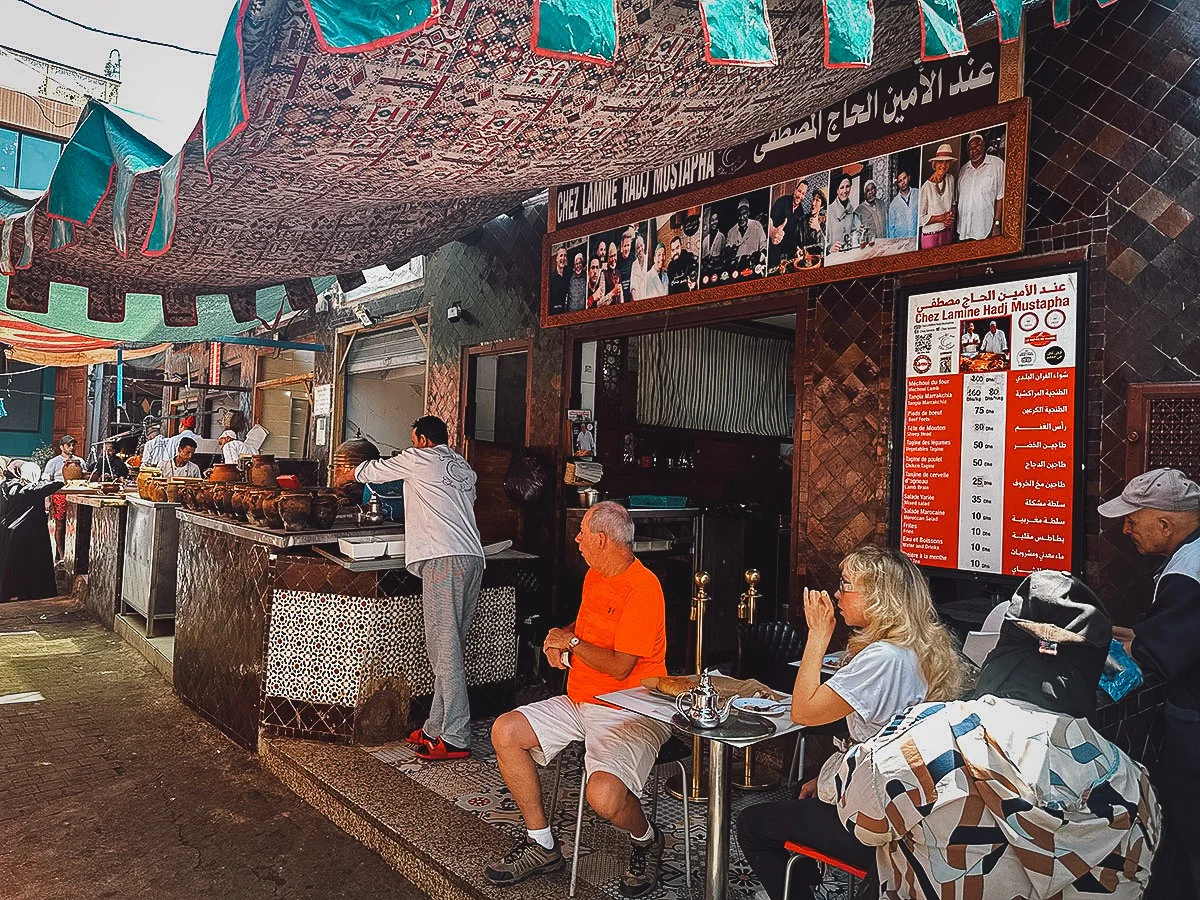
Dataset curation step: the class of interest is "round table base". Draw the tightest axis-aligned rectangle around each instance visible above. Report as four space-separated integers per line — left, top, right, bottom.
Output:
663 768 709 803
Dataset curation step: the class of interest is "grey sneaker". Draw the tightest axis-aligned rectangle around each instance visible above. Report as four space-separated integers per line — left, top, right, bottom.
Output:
619 826 663 898
484 836 565 886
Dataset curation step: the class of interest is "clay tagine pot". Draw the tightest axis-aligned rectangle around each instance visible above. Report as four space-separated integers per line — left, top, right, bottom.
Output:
278 490 312 533
208 463 241 483
244 489 267 527
163 481 182 504
230 485 252 521
148 480 169 503
195 483 215 512
331 437 380 504
260 491 284 529
62 459 84 482
310 491 340 530
249 454 280 489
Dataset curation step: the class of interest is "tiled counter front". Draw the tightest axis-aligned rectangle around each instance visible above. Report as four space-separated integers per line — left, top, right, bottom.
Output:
174 519 273 751
85 503 127 629
261 556 520 743
62 499 92 576
173 512 526 751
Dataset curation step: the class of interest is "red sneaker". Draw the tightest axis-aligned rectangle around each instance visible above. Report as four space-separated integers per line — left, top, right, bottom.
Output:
414 737 471 761
405 727 431 747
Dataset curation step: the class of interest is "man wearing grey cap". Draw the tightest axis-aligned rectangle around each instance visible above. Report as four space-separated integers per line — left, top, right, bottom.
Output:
1099 466 1200 891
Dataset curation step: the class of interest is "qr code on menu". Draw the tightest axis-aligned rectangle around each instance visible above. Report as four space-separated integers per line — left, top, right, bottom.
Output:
915 331 933 354
939 354 952 373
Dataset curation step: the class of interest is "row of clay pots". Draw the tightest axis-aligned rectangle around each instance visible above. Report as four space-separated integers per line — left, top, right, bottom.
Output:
176 481 340 532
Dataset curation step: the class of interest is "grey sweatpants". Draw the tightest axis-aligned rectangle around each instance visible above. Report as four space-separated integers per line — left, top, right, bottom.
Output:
411 554 484 748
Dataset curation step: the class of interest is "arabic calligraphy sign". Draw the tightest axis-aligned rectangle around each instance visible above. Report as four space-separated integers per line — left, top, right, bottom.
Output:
552 41 1002 230
897 270 1083 579
542 98 1028 327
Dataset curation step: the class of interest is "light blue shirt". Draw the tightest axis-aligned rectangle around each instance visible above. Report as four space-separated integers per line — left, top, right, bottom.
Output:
887 189 919 239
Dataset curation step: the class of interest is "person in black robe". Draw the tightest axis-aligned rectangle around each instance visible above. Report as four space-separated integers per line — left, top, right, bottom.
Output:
0 474 62 602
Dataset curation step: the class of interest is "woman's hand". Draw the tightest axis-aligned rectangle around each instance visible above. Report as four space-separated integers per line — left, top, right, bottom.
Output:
803 587 836 646
797 777 818 799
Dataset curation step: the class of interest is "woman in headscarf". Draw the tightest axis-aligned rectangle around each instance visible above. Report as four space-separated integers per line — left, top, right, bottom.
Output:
830 570 1160 898
737 546 964 899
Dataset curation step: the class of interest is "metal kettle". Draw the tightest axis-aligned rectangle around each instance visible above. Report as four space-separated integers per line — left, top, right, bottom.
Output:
357 496 384 525
674 669 735 729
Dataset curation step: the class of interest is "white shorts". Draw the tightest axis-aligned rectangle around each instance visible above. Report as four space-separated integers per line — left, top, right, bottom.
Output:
518 694 672 796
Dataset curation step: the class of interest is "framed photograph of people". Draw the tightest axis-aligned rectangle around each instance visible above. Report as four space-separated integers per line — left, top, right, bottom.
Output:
700 189 770 288
587 222 648 307
647 208 701 295
550 238 589 315
541 98 1028 327
567 409 597 458
959 315 1012 373
767 174 830 275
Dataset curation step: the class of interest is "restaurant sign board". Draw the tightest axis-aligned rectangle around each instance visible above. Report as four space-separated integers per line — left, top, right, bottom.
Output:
541 98 1028 328
895 270 1084 579
552 42 1004 231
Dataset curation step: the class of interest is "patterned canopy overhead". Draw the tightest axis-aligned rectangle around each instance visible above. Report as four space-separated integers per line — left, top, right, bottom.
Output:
1 0 1000 341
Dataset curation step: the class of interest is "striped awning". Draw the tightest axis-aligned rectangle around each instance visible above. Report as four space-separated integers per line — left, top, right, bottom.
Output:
0 310 166 367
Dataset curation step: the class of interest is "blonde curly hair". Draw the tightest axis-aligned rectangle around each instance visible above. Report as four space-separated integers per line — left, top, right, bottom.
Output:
841 545 965 702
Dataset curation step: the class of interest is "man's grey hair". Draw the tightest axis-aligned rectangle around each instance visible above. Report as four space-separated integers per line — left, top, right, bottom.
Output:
586 501 635 547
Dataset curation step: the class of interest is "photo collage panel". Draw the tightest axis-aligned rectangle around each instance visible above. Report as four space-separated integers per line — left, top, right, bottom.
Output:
547 123 1008 317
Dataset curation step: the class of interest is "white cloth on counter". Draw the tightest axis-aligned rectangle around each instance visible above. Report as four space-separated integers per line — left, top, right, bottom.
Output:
354 444 484 574
572 461 604 483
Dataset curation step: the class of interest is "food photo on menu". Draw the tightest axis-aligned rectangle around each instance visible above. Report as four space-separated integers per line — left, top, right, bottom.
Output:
700 189 770 287
959 315 1011 372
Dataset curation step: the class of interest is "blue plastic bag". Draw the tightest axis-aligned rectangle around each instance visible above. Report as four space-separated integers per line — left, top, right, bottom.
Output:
1100 639 1143 702
363 480 404 522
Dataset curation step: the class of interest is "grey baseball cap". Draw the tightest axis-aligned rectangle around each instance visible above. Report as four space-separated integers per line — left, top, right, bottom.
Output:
1098 467 1200 517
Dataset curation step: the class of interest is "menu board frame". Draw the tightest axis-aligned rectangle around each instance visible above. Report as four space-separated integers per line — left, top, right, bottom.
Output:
540 99 1029 328
889 264 1089 583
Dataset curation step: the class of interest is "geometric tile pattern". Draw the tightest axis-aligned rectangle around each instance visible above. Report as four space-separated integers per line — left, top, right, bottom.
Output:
367 716 829 900
1022 1 1200 625
265 586 518 705
84 505 125 630
262 695 356 741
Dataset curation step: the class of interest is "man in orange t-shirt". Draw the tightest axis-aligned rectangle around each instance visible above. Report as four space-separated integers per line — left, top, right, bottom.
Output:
487 502 670 897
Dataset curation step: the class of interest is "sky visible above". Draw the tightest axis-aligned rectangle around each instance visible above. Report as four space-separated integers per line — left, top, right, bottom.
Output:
0 0 233 142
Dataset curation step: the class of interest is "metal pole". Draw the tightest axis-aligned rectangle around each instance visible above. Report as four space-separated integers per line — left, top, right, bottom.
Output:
667 571 711 803
736 570 776 791
705 740 731 900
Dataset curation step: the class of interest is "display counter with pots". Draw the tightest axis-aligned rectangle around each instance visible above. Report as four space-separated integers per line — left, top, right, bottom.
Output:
66 493 128 629
172 509 535 752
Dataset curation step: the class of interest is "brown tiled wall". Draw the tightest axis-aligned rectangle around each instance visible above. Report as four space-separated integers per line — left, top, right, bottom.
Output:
796 2 1198 624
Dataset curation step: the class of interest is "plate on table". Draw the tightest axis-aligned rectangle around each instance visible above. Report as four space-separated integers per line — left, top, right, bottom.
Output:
731 696 790 717
483 539 513 557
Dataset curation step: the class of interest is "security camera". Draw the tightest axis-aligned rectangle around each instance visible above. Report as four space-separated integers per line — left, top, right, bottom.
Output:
446 304 463 323
354 306 376 327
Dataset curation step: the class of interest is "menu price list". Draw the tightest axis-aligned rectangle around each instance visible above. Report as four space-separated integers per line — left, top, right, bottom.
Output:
958 372 1006 573
899 376 962 568
1002 368 1076 575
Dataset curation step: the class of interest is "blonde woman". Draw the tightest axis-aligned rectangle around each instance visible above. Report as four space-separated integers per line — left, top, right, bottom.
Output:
737 546 964 900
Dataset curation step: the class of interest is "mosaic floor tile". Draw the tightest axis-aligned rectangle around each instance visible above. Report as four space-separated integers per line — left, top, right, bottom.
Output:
367 716 853 900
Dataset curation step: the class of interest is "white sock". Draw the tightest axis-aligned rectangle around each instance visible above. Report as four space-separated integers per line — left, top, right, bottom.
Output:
632 821 655 843
528 826 555 849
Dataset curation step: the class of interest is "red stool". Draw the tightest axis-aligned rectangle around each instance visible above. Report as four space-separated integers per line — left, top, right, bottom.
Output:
782 840 868 899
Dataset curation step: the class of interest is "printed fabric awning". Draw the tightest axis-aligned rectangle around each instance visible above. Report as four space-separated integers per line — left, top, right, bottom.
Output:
0 0 1011 341
0 309 167 367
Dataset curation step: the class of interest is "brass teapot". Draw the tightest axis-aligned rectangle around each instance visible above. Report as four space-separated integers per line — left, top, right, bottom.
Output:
674 669 736 729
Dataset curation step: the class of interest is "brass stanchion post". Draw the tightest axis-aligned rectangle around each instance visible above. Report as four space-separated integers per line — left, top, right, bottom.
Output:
666 571 710 803
734 569 777 790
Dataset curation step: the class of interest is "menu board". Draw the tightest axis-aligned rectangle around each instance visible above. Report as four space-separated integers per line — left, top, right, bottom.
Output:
899 272 1080 577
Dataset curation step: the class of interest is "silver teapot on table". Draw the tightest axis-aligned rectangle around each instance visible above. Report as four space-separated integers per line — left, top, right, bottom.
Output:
674 669 736 729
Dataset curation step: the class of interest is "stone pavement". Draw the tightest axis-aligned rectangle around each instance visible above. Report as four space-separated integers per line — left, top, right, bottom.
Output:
0 597 427 900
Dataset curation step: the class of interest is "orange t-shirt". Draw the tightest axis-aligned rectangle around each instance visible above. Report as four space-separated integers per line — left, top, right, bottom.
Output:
567 559 668 706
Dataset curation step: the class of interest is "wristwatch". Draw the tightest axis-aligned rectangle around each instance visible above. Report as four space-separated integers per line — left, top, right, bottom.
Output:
567 636 581 649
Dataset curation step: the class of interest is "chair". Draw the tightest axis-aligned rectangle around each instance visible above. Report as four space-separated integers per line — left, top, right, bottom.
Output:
782 840 868 900
737 621 807 786
550 736 693 897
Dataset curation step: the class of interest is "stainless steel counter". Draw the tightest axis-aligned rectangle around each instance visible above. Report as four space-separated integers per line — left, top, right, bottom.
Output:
174 508 402 549
122 497 181 636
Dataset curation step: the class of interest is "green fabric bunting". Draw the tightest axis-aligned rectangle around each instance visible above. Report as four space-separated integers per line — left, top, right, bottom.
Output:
1053 0 1072 25
699 0 777 66
917 0 967 59
990 0 1023 41
305 0 436 51
203 0 249 164
824 0 875 67
533 0 618 64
